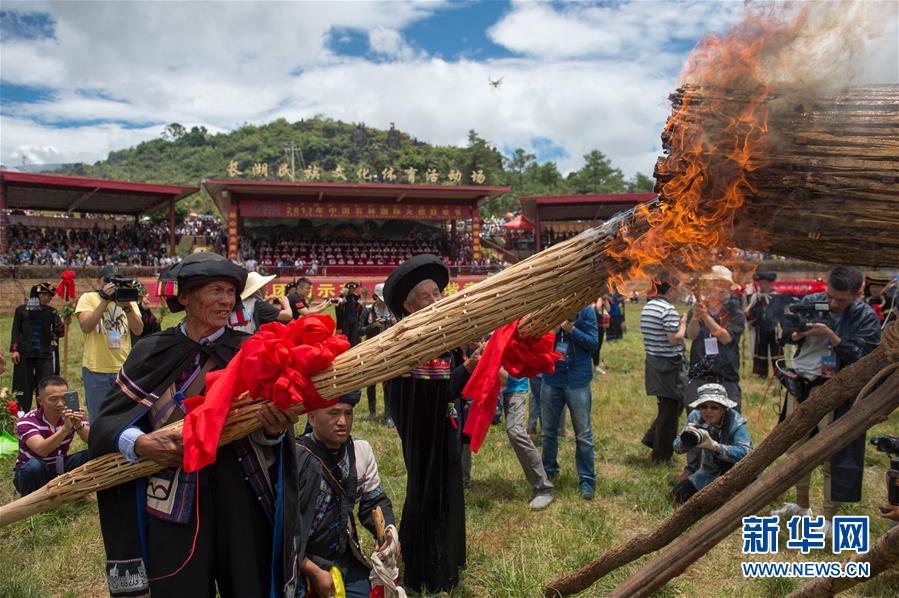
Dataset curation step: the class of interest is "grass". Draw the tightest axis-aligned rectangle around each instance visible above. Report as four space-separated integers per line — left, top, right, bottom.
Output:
0 308 897 597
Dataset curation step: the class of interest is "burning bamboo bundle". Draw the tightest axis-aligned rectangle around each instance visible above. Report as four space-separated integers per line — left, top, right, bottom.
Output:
656 84 899 268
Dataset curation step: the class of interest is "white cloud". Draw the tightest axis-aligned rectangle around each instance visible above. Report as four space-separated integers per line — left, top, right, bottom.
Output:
0 1 762 177
369 27 420 61
1 117 167 167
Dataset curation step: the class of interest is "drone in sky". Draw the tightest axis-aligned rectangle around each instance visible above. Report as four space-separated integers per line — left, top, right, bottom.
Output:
488 76 504 89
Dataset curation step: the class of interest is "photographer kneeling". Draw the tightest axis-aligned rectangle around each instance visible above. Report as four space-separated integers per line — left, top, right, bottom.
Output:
671 383 753 503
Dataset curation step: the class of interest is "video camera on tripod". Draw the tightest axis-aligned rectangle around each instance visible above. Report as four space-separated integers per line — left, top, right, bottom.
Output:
870 435 899 511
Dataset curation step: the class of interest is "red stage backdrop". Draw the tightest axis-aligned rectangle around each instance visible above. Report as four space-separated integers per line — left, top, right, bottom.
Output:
138 275 488 307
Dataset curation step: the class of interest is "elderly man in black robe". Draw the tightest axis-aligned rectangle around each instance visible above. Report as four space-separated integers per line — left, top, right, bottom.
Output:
89 252 300 597
382 254 481 593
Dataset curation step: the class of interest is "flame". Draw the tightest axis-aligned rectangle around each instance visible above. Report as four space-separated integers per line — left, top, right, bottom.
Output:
609 5 811 290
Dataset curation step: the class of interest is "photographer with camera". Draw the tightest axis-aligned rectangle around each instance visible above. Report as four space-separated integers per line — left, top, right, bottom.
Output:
685 265 746 409
75 265 143 422
13 375 90 496
671 383 752 503
361 283 396 423
771 266 881 534
286 277 330 319
335 282 365 346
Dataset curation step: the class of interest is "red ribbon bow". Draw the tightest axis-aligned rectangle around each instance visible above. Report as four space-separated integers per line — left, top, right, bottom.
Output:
181 315 350 472
462 321 561 453
56 270 76 301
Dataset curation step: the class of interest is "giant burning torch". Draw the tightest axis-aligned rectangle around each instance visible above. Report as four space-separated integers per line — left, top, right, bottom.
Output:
2 14 898 598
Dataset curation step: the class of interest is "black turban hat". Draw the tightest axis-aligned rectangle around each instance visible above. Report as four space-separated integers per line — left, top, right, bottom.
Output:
157 252 247 313
382 254 449 319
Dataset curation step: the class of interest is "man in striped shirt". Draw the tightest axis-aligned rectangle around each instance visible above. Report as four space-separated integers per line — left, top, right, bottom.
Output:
640 280 687 464
13 375 90 496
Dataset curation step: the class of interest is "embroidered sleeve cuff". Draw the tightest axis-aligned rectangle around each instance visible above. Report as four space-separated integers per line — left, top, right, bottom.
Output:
250 428 285 446
118 427 145 463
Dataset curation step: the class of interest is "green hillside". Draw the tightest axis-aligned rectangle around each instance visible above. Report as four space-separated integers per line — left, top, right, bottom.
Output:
61 118 653 217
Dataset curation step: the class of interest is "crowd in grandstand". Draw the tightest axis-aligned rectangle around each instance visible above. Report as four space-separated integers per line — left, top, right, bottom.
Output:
2 214 226 267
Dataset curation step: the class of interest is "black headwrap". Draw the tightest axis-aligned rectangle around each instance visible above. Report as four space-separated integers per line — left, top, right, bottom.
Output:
382 254 449 319
157 252 247 313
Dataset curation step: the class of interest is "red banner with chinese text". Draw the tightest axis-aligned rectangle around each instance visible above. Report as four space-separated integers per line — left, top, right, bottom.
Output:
239 200 469 221
135 275 488 307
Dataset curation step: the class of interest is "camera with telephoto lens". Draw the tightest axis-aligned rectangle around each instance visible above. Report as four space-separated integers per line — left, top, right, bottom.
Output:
780 301 832 335
870 435 899 507
100 276 139 303
688 355 722 383
680 421 715 450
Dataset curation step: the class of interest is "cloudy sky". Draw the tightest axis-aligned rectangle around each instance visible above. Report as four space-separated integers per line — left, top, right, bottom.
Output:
1 1 896 177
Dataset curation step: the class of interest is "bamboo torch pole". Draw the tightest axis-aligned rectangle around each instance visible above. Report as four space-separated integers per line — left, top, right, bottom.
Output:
0 217 624 527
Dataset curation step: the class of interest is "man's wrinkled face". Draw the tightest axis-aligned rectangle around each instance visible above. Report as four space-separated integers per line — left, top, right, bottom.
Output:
179 279 237 330
309 403 354 450
403 280 443 314
826 285 856 313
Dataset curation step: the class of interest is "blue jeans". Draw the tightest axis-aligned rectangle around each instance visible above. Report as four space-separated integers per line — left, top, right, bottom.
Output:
540 384 595 485
13 451 90 496
83 367 118 424
528 377 566 435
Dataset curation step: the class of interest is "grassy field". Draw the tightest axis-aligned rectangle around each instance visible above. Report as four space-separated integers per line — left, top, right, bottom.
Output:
0 308 897 597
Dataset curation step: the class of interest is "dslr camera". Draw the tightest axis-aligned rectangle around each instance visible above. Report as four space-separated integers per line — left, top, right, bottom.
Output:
680 421 717 450
100 276 140 303
781 301 832 335
870 435 899 507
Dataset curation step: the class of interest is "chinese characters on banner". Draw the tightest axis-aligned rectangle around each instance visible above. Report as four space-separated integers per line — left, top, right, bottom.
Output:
239 200 468 222
268 276 486 301
224 160 489 185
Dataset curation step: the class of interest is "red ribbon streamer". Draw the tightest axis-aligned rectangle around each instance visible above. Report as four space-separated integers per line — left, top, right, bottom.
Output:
462 321 560 453
56 270 76 301
181 315 349 472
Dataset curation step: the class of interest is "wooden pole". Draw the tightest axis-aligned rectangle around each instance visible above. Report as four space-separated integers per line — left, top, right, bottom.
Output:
786 523 899 598
607 365 899 598
544 324 899 596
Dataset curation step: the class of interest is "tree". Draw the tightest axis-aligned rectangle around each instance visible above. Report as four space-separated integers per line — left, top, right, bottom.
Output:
627 172 655 192
163 123 187 141
567 150 627 194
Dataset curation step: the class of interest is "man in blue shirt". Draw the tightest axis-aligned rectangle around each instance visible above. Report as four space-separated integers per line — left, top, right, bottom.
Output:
540 304 599 499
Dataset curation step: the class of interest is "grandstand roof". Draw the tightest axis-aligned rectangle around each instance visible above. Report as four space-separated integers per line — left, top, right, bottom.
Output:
519 192 656 223
0 171 198 215
203 179 510 217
